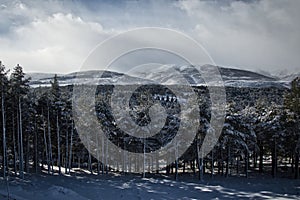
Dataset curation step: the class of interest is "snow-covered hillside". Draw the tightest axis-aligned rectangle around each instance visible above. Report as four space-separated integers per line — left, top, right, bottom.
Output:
27 70 149 87
27 66 295 88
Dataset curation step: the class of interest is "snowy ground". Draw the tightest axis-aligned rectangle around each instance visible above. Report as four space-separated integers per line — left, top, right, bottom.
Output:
0 173 299 200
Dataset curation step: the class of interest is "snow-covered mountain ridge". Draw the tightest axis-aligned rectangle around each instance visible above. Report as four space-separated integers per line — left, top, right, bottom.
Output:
26 66 297 88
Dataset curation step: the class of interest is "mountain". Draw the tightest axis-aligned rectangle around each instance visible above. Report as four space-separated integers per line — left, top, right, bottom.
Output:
216 67 287 88
172 65 285 88
25 72 60 81
27 65 295 88
280 72 300 82
27 70 147 87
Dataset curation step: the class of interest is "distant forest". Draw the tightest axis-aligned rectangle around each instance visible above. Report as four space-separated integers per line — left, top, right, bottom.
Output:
0 61 299 180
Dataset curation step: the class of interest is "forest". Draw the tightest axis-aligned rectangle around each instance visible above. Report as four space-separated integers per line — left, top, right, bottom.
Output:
0 61 299 181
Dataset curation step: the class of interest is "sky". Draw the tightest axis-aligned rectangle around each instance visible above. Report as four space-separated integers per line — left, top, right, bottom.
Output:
0 0 299 75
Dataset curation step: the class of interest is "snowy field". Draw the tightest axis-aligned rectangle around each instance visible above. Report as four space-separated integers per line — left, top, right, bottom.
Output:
0 173 299 200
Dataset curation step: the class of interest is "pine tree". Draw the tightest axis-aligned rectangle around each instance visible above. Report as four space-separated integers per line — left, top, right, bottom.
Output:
284 77 300 179
50 74 62 174
37 92 52 174
0 61 9 178
23 91 38 173
9 64 30 178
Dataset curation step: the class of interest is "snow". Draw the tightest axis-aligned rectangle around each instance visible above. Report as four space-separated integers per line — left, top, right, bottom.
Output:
46 186 87 200
26 66 295 88
0 173 299 200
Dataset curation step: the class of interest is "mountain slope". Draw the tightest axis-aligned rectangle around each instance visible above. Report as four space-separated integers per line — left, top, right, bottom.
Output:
27 66 293 88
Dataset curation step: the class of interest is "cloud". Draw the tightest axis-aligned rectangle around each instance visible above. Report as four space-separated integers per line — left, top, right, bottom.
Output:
0 11 113 73
176 0 300 73
0 0 299 74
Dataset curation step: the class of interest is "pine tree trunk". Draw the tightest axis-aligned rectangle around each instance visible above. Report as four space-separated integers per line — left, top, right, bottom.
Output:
291 152 295 173
96 130 100 175
88 142 92 174
97 159 100 175
143 138 146 178
12 115 17 174
56 113 61 174
34 117 38 174
295 129 300 179
156 152 159 174
2 89 7 178
211 151 214 178
245 150 249 178
197 139 203 181
259 144 264 173
295 151 299 179
123 139 126 174
65 129 68 174
101 133 105 175
17 107 20 176
192 160 196 176
42 112 50 174
226 146 230 178
254 151 257 168
47 104 53 174
68 121 74 174
272 140 276 178
221 159 224 176
237 157 240 176
175 159 178 181
175 141 178 181
105 136 108 174
19 98 24 179
25 138 29 173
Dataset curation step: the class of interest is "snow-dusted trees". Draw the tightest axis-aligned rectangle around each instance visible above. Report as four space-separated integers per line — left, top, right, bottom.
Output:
0 64 73 178
60 93 73 174
37 92 53 174
9 64 30 178
256 103 285 178
218 103 256 178
284 77 300 179
35 75 75 175
0 62 298 181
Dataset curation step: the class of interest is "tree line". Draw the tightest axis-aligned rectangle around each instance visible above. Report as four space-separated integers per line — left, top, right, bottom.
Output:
0 62 80 178
0 61 299 180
